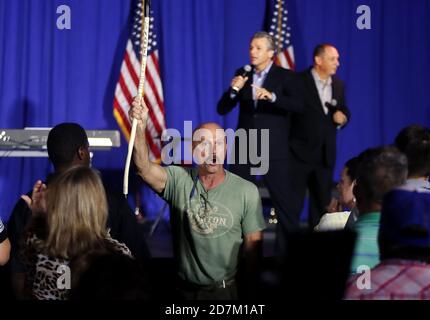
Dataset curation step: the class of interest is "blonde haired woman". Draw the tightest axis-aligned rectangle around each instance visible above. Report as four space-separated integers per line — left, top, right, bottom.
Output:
21 166 131 300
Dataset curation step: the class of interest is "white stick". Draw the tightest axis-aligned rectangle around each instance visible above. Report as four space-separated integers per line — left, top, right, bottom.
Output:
123 14 150 197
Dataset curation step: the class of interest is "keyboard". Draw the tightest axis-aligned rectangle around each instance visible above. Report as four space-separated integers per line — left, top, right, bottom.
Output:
0 128 121 157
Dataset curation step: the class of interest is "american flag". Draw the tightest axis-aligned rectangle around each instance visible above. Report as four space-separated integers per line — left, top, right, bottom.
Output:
267 0 295 70
113 0 166 161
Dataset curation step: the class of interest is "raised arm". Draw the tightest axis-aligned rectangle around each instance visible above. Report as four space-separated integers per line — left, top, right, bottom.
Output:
129 97 167 194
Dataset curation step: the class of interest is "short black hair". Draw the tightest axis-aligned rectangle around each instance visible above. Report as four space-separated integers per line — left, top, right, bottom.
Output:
47 123 89 169
395 124 430 177
356 146 408 205
344 156 360 181
313 43 335 60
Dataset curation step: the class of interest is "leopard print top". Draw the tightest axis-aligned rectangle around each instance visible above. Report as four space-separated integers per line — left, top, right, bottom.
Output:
23 234 132 300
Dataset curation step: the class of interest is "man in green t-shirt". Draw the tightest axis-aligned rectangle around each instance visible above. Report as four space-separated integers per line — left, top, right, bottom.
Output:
130 97 266 300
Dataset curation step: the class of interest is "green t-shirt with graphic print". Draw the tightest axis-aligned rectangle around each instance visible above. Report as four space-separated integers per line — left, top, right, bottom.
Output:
161 165 266 285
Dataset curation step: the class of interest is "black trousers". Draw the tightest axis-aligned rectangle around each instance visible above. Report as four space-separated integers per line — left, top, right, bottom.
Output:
175 278 238 300
230 155 333 256
229 160 292 216
230 159 297 252
275 154 333 255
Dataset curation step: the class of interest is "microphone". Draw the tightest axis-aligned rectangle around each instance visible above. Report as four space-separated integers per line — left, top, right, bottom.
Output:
325 99 338 113
231 64 253 97
325 99 344 129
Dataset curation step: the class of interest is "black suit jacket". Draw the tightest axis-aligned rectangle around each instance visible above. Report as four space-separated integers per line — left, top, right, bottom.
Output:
217 64 302 160
289 68 350 168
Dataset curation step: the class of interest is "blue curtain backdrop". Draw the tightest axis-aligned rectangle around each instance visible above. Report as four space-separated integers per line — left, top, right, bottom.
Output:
1 0 430 222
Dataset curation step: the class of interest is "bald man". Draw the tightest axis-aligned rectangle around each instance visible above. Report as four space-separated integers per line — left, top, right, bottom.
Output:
130 97 266 300
280 44 350 254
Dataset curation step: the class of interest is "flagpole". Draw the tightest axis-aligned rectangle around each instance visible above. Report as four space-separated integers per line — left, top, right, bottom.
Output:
276 0 283 62
123 0 151 197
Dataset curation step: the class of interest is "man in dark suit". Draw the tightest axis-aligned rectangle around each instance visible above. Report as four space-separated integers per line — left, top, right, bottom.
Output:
217 31 301 253
280 44 350 253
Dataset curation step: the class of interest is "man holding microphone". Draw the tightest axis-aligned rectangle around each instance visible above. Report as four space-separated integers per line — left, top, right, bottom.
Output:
217 31 301 255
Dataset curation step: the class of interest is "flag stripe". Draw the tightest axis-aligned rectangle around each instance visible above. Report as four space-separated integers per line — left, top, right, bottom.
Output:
118 74 134 108
277 53 288 68
148 54 164 99
124 52 140 87
143 94 163 136
121 61 138 97
151 51 162 79
114 92 131 131
287 46 295 67
283 50 295 69
145 68 163 118
113 100 131 139
114 80 130 113
146 58 164 111
114 5 166 161
127 41 142 79
145 69 165 126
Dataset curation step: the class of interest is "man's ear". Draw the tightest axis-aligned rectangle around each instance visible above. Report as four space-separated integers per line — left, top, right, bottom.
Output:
314 56 322 66
77 146 87 160
352 183 360 201
269 50 275 59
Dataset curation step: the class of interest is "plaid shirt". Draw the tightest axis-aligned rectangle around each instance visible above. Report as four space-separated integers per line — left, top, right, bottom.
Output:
344 259 430 300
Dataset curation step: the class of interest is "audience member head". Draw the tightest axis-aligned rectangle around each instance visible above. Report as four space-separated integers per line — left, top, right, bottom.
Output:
337 156 360 210
45 166 108 259
379 187 430 262
47 123 90 172
353 146 408 215
394 124 430 179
